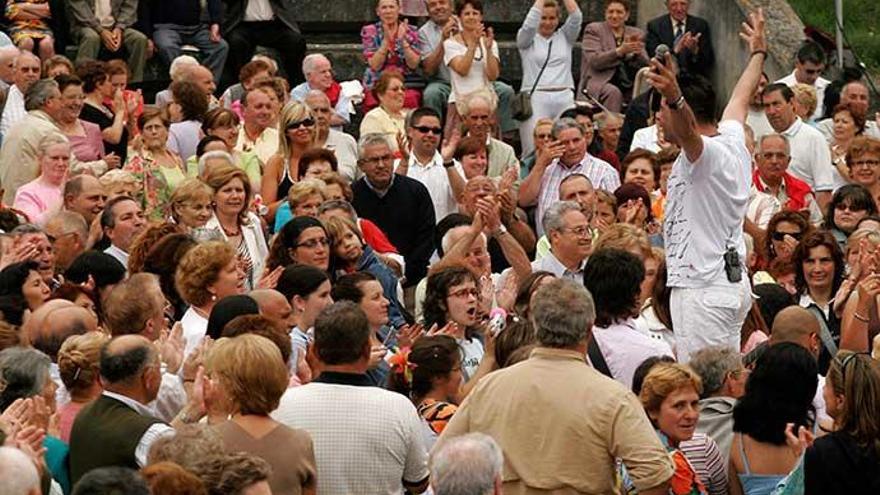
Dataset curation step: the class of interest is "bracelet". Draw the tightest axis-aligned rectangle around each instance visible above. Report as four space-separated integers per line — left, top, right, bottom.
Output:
751 50 767 59
443 160 455 169
854 311 870 323
668 94 686 110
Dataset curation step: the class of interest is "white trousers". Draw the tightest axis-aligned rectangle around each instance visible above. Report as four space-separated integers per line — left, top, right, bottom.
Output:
670 278 753 363
518 89 575 157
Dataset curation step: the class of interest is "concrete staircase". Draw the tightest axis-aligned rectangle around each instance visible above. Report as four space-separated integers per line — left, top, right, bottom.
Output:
297 0 609 89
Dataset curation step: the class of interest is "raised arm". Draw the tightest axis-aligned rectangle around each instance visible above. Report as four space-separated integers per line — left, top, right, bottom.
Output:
515 1 542 50
721 9 767 123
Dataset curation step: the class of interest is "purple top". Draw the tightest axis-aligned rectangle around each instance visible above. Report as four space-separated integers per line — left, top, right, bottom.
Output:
68 120 105 162
361 20 422 89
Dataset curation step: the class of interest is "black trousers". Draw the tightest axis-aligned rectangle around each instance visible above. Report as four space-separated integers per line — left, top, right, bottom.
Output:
224 19 307 89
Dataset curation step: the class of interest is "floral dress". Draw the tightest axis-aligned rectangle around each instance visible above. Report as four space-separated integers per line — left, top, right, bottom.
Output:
123 151 181 222
5 0 52 44
360 20 422 90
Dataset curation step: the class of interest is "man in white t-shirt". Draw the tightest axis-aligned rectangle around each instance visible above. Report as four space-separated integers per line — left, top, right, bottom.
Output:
273 302 430 494
775 40 830 121
762 82 834 207
646 9 767 362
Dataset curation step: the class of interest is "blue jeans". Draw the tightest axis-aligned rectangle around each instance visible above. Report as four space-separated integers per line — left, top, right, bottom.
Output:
153 24 229 82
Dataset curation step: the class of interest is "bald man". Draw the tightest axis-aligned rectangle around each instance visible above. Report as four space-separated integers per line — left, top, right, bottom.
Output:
0 446 41 495
304 89 359 182
770 305 830 423
45 211 90 273
0 46 19 91
0 51 40 136
250 289 293 329
69 335 172 485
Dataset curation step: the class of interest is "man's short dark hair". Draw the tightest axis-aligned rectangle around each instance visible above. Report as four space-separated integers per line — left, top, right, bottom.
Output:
100 195 136 230
796 40 826 66
678 74 717 125
407 107 442 128
559 106 595 121
99 340 154 385
763 82 794 103
583 248 645 327
72 467 150 495
313 301 370 365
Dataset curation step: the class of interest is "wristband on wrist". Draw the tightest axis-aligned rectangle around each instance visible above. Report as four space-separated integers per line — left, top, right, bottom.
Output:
668 94 686 110
854 311 870 323
751 50 767 58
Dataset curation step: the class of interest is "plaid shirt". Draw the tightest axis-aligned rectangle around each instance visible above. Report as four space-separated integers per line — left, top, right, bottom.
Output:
536 153 620 236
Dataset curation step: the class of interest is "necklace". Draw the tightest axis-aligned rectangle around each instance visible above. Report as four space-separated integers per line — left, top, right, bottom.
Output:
221 223 241 237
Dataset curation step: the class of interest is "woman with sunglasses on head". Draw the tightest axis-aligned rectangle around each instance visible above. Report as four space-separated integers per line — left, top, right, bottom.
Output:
262 102 317 223
823 184 878 253
803 351 880 494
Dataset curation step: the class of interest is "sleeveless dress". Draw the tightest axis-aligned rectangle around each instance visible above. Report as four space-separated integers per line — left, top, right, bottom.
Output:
736 434 786 495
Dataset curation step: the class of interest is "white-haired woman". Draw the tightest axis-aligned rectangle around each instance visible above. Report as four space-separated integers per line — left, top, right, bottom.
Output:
13 133 70 225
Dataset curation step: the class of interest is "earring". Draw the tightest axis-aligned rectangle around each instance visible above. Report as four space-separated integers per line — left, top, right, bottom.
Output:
211 294 217 301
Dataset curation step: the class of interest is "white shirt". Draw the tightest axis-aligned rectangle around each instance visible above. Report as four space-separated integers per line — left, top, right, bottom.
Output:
779 117 834 192
746 108 774 140
536 153 619 236
516 5 582 92
243 0 274 22
0 84 26 137
776 70 830 121
664 121 750 288
180 306 208 358
530 249 586 282
399 151 458 222
591 318 675 389
103 244 129 270
101 391 174 467
630 125 663 153
273 380 429 495
458 337 484 382
324 129 360 183
443 37 498 102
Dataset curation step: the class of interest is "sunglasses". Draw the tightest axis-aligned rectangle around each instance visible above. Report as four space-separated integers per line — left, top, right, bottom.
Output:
413 125 442 135
771 231 803 242
287 118 315 130
835 352 871 386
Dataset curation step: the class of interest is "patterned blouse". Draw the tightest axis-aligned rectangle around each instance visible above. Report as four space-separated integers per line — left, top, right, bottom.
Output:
361 20 422 89
123 151 184 222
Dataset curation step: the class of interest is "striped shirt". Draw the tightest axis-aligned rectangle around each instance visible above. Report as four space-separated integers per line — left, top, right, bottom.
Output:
679 432 729 495
536 153 619 236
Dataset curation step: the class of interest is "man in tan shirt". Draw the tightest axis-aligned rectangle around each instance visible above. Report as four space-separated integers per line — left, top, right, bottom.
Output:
436 279 673 494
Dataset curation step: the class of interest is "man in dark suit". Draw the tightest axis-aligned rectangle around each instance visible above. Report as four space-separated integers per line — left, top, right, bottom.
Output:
645 0 714 78
221 0 307 89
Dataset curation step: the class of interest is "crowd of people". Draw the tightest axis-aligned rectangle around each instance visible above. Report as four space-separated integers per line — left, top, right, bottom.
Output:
0 0 879 494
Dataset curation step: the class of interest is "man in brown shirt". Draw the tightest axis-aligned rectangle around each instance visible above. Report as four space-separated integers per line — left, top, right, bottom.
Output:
435 279 673 494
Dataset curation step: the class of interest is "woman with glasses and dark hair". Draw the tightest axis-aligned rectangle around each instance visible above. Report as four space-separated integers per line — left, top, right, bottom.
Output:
793 230 847 374
804 350 880 493
823 184 878 252
266 216 331 272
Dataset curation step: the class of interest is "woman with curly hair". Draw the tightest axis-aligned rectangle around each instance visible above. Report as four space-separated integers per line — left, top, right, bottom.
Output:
176 241 245 356
388 335 462 449
757 210 811 271
126 222 185 274
422 265 490 386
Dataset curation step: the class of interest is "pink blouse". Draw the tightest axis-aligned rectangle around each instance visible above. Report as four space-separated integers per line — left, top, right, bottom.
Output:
67 120 105 162
12 178 63 225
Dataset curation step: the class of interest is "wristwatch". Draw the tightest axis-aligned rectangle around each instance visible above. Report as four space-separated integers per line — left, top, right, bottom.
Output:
668 94 686 110
492 225 508 237
443 160 455 169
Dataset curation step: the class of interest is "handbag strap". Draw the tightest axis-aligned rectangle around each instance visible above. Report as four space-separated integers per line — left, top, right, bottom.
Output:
529 40 554 96
587 336 613 379
806 305 839 357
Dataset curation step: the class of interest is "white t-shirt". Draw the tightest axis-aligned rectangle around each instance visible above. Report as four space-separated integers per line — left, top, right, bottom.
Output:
664 121 751 288
780 118 834 192
443 37 498 103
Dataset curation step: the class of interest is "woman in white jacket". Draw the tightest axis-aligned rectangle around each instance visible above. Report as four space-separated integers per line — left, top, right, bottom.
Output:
516 0 582 155
202 163 269 291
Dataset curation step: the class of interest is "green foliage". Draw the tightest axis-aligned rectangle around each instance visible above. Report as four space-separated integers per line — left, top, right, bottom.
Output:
787 0 880 72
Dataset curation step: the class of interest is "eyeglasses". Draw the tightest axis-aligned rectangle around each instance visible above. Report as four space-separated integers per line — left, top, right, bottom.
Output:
535 133 552 140
287 118 315 130
835 352 870 386
360 154 395 166
413 125 442 135
759 152 789 160
835 203 867 212
771 231 803 242
448 287 479 299
561 226 592 238
295 237 329 249
851 159 880 168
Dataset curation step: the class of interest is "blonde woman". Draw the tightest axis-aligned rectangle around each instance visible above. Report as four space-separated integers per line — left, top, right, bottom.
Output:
168 178 214 231
56 331 110 443
261 102 317 222
273 178 327 232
